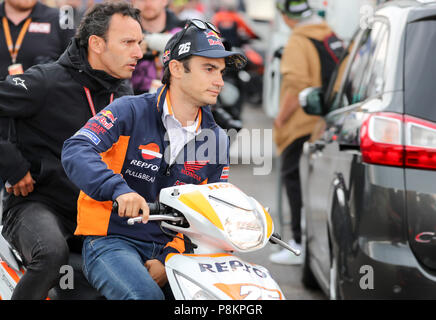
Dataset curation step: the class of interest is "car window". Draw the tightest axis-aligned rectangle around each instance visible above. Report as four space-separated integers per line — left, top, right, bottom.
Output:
363 25 388 98
404 20 436 122
342 21 388 106
324 41 353 110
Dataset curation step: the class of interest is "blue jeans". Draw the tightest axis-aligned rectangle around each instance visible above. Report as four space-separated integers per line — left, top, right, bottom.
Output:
82 235 172 300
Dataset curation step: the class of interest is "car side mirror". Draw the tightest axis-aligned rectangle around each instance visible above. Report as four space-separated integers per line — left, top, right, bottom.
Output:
299 87 325 116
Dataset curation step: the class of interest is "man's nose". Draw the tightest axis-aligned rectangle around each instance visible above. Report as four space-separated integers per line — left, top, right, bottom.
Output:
133 43 143 60
214 73 225 88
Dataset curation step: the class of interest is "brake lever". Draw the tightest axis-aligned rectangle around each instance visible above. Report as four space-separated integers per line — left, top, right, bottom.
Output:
127 215 184 225
269 233 301 256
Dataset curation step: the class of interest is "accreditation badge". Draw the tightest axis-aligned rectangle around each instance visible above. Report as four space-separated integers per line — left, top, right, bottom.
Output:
8 63 24 75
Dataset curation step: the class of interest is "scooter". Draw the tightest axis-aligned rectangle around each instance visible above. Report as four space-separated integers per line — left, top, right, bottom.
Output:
127 182 299 300
0 182 299 300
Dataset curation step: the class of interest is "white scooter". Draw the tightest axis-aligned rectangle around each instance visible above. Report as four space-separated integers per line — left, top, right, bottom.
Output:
0 182 299 300
127 182 300 300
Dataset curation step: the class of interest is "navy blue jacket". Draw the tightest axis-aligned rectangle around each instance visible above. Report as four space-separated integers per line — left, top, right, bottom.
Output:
61 85 230 263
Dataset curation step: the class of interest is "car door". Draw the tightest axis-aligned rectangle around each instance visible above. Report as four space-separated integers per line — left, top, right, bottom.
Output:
303 20 390 289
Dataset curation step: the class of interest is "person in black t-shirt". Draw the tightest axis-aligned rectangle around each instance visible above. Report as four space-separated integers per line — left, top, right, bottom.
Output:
0 0 74 80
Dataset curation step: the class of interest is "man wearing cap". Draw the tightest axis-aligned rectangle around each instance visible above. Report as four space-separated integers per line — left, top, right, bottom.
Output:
61 19 247 300
271 0 337 265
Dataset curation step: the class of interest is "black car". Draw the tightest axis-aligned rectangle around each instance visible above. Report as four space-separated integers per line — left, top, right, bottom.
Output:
298 0 436 299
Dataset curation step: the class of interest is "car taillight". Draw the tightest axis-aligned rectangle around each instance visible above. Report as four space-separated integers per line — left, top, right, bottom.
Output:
404 116 436 169
360 112 436 169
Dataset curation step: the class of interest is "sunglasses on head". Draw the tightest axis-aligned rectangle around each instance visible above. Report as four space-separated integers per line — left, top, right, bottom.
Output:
169 19 220 60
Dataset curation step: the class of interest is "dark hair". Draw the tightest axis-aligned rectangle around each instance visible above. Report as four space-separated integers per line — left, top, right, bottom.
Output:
161 57 192 86
75 1 141 48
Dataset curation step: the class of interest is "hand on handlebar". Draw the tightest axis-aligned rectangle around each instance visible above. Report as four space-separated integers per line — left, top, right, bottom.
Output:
115 192 149 224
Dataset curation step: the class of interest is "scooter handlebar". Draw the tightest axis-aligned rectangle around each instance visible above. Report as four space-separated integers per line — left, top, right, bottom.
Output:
112 201 183 225
269 232 301 256
112 200 163 215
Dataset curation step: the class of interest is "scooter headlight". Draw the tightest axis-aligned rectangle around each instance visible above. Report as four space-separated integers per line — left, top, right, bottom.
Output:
173 271 218 300
210 196 264 250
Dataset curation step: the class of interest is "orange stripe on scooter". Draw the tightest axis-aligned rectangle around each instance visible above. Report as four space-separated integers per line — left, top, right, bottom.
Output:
262 206 274 238
214 283 283 300
0 261 21 283
165 252 232 263
178 190 224 230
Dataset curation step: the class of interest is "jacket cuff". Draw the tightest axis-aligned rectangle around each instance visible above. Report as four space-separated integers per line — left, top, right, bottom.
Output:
4 160 31 185
156 246 180 265
111 182 136 202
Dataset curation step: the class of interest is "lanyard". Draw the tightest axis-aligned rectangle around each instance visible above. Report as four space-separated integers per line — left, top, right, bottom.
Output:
83 86 114 116
2 17 32 64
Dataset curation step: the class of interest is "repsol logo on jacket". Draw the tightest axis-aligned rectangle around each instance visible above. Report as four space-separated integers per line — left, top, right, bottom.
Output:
130 159 159 171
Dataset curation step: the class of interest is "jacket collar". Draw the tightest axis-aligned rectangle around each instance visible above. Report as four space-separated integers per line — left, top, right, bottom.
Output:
155 85 217 130
57 38 124 92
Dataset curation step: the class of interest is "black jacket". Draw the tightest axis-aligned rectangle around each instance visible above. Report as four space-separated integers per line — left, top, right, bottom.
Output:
0 39 133 222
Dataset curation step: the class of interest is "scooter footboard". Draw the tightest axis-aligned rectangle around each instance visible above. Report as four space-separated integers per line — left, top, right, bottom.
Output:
165 253 285 300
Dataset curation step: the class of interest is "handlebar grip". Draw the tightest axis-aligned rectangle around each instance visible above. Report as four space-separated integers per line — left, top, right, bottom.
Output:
147 202 161 215
112 200 162 215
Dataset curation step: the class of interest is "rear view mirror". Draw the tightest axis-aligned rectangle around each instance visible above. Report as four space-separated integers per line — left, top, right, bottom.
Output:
299 87 324 116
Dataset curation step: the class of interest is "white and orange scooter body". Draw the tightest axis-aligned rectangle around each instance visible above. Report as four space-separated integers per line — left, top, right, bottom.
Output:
158 182 285 300
165 253 285 300
0 226 24 300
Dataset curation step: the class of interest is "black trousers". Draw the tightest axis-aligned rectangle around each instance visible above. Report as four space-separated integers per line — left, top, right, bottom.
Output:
1 201 74 300
281 135 310 245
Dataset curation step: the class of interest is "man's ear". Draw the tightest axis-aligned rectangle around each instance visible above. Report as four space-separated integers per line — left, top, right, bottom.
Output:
168 60 183 80
88 35 106 54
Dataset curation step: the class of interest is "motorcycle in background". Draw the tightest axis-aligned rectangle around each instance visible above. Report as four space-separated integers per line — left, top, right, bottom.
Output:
213 6 265 121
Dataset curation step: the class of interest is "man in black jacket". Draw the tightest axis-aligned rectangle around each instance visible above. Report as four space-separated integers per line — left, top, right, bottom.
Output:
0 2 143 299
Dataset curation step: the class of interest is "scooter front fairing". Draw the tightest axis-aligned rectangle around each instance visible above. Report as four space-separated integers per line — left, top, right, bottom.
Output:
165 253 285 300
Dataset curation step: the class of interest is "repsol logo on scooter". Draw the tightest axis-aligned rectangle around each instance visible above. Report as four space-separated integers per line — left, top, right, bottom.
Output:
198 260 267 278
